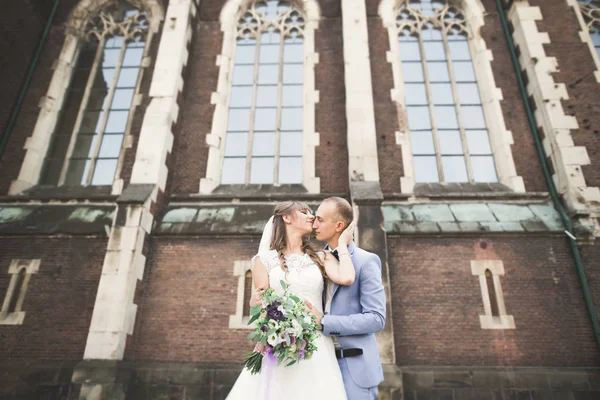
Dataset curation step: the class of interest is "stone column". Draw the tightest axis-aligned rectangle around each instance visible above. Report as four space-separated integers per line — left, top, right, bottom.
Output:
74 1 197 398
341 0 379 182
341 0 400 396
509 1 600 238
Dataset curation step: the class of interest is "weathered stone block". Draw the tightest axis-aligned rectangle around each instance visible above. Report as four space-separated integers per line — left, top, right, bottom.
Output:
450 204 496 222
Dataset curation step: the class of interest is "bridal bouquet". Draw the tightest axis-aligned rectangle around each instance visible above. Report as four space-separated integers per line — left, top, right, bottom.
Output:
244 280 319 374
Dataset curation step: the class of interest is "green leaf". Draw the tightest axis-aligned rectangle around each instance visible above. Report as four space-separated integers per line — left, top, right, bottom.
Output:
247 331 258 340
277 356 284 366
250 306 262 316
285 335 291 346
289 295 300 303
248 314 260 325
280 280 288 290
286 359 297 367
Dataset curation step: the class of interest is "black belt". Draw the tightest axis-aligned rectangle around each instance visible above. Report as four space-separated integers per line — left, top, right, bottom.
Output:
335 348 363 359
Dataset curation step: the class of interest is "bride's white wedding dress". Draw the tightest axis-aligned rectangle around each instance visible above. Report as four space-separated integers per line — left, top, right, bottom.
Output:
226 250 347 400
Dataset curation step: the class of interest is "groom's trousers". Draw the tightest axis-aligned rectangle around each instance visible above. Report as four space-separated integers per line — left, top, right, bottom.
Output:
338 358 379 400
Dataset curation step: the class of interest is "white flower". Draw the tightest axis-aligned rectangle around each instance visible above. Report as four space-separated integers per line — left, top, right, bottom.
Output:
278 332 287 344
267 333 278 346
277 305 287 317
268 320 279 330
303 316 312 325
292 320 302 336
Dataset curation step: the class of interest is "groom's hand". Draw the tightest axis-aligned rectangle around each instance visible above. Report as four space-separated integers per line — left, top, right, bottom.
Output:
305 301 323 330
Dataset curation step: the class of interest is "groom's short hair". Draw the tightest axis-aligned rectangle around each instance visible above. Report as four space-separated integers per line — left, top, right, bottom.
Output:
324 197 353 229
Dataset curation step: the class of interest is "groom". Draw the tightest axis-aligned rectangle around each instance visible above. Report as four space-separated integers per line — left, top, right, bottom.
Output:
310 197 386 400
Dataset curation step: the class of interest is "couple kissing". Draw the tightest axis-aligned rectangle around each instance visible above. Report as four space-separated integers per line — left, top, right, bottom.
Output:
227 197 386 400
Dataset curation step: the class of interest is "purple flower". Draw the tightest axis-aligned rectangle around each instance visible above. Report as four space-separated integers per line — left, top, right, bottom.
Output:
266 304 285 321
265 346 274 356
298 350 305 359
299 339 307 351
260 325 268 332
290 336 296 345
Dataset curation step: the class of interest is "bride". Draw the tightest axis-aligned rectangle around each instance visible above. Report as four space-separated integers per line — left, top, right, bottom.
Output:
226 200 356 400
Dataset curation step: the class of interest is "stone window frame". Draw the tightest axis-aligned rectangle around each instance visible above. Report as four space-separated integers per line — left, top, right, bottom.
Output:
471 259 515 330
8 0 164 196
0 260 41 325
568 0 600 83
229 260 255 329
379 0 524 194
200 0 321 194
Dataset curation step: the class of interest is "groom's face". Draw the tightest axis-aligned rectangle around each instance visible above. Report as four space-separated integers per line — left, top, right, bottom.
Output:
313 201 342 242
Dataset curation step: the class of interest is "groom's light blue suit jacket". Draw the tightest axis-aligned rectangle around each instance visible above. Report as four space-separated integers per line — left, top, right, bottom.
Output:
321 241 386 389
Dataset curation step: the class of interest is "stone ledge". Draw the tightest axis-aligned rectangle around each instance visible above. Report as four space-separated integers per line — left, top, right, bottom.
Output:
383 202 563 234
0 205 115 235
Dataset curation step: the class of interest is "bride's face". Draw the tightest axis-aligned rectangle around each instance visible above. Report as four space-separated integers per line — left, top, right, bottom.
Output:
285 208 315 236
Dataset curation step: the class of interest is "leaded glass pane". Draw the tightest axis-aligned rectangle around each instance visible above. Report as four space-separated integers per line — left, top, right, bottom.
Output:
224 132 248 156
438 130 463 155
405 83 428 105
411 131 435 155
91 159 118 185
407 106 432 130
255 86 278 107
233 65 255 85
413 156 440 182
281 108 303 131
430 83 454 104
402 62 424 82
471 156 498 182
252 132 276 156
250 157 275 183
222 158 246 184
442 156 468 182
280 132 303 156
279 157 302 183
231 86 254 108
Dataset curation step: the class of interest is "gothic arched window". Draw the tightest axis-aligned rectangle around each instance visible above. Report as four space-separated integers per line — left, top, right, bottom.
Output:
223 1 305 185
41 1 150 187
395 0 496 183
201 0 320 193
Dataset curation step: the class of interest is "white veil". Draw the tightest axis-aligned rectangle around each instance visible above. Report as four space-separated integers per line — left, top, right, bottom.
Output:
258 215 275 254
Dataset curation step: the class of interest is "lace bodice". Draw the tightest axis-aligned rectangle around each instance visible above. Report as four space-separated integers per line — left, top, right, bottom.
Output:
255 250 325 314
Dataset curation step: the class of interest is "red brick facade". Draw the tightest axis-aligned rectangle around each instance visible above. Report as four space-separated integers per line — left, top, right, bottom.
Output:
0 237 105 360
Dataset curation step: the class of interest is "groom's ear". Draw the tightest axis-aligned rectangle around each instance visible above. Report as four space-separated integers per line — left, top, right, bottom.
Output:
335 220 346 232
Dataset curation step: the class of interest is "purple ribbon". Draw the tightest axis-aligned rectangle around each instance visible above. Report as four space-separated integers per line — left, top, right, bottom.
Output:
259 347 280 400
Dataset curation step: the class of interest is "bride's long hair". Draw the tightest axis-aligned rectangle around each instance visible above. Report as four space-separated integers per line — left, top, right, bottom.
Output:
271 201 326 277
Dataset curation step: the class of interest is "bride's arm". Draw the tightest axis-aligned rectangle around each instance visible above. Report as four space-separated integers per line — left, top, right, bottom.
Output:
249 257 269 307
323 222 356 286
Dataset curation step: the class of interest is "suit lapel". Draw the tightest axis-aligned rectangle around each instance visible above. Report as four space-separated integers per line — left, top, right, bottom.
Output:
329 241 356 302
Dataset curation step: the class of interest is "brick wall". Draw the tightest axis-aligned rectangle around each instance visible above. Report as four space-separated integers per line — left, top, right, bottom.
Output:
314 17 349 194
0 237 105 360
0 1 43 136
126 237 259 363
368 15 404 193
0 9 59 195
169 20 220 194
389 235 600 367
